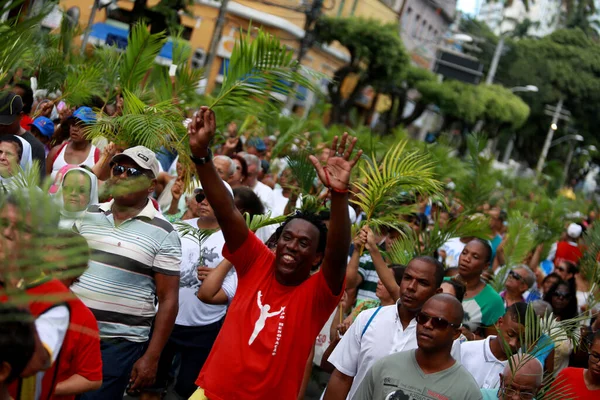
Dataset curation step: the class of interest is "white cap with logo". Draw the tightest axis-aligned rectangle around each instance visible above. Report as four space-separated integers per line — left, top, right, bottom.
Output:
111 146 160 178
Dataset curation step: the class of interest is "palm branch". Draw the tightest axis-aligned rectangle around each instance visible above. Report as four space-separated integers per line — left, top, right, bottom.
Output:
244 212 287 232
208 27 322 114
351 140 442 233
60 63 105 106
285 148 317 194
173 221 217 265
489 212 536 292
118 23 167 92
454 134 496 214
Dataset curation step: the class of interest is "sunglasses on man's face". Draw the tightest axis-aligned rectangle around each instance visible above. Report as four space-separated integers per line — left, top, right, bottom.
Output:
194 189 206 204
555 266 566 273
553 291 571 300
111 164 148 178
509 270 525 282
416 312 461 330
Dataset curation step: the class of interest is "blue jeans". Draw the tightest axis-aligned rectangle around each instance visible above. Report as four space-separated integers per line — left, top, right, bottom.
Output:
79 338 146 400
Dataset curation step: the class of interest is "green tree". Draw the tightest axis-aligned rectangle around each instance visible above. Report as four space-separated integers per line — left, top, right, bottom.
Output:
314 16 410 125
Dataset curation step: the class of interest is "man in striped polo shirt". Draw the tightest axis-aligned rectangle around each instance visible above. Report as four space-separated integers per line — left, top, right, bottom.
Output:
71 146 182 399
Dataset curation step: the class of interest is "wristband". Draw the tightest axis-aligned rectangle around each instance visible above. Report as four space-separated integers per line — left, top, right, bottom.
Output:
323 167 349 194
190 148 213 165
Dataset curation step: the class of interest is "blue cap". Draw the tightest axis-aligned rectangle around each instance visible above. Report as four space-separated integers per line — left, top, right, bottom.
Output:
29 116 55 138
247 137 266 152
70 106 96 124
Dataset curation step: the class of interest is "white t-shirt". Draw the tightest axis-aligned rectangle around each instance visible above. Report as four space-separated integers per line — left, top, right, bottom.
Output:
439 237 466 268
176 220 237 326
313 308 338 367
252 180 275 212
460 335 507 389
327 302 461 400
272 186 289 217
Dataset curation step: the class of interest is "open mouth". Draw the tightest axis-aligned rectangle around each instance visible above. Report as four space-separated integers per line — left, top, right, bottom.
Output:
282 254 296 263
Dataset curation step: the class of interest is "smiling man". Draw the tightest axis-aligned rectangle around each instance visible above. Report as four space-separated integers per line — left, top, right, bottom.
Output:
186 107 361 400
324 256 459 400
352 294 482 400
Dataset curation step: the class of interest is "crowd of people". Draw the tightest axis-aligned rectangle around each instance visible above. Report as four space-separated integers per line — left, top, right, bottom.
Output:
0 84 600 400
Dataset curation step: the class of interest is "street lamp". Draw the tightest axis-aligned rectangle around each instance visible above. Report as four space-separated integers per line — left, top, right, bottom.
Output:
510 85 539 93
554 134 585 187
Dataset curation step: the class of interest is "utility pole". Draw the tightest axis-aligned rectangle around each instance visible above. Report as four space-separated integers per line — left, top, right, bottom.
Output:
535 98 566 177
204 0 231 90
562 141 575 187
283 0 324 113
486 36 504 84
80 0 100 54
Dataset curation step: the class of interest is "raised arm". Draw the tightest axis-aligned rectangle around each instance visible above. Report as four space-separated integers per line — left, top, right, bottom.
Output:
365 227 400 301
188 107 248 252
309 133 362 295
197 259 235 305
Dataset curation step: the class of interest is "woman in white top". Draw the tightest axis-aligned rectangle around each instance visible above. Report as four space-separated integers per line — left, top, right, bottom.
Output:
46 107 99 180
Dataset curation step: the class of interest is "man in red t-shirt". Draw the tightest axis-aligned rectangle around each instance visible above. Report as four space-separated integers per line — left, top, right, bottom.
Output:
186 107 362 400
549 223 583 267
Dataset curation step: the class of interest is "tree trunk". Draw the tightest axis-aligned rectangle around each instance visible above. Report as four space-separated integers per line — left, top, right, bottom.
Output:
364 93 379 126
327 65 356 125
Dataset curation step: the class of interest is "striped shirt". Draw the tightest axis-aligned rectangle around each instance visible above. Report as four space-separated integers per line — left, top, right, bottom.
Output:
357 253 379 303
71 200 182 342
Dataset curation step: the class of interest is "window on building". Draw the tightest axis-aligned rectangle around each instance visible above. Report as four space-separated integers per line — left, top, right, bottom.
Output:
412 14 420 36
420 19 427 38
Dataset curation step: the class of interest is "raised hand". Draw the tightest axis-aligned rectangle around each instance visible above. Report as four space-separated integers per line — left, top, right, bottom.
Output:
188 106 216 157
309 133 362 194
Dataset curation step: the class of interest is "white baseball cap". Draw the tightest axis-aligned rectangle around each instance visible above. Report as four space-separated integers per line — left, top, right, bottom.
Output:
112 146 160 178
194 180 234 199
567 223 582 239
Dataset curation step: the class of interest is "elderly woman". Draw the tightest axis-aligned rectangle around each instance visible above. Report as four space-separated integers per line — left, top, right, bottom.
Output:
0 135 33 191
52 166 99 229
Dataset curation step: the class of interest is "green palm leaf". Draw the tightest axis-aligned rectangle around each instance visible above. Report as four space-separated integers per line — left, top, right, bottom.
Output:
244 212 287 232
351 140 442 232
286 148 317 194
118 23 167 92
209 27 322 114
61 63 105 106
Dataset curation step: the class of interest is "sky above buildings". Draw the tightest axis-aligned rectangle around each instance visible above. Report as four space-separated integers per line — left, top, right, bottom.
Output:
457 0 478 15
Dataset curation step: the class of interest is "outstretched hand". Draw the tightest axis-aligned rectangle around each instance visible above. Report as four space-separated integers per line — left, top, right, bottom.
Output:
309 133 362 193
189 106 217 157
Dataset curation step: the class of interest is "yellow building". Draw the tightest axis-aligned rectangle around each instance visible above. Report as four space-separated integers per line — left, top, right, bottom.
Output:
58 0 399 108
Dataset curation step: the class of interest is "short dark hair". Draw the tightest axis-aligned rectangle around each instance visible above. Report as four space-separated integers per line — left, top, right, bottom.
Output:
275 210 328 254
471 238 493 263
233 187 264 218
543 279 578 321
558 260 578 275
506 302 528 326
0 135 23 161
390 264 405 285
446 276 467 302
0 305 36 383
231 154 248 180
542 272 561 286
411 255 445 288
13 82 33 114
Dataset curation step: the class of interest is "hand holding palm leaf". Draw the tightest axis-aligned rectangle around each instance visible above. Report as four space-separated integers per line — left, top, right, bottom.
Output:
309 133 363 193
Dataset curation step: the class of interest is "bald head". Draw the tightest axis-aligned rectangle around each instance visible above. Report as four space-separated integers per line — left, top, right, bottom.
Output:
502 354 543 392
423 293 464 326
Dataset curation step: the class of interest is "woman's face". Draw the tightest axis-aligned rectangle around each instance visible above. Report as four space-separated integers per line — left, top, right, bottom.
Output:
375 280 393 304
440 282 457 298
458 241 489 279
551 284 571 312
229 159 244 187
69 122 86 142
62 172 92 212
588 340 600 379
0 141 20 178
543 277 559 294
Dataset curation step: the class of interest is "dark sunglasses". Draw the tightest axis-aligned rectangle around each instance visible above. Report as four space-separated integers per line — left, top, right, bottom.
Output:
509 270 525 282
553 291 571 299
111 164 148 178
416 312 461 330
555 266 566 273
194 189 205 204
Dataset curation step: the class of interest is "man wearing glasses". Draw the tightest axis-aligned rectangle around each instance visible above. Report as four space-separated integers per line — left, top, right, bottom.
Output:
482 354 543 400
352 294 482 400
500 267 536 308
71 146 182 399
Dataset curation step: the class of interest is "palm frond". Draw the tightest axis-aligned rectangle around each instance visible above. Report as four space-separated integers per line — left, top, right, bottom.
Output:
579 222 600 285
454 134 496 214
209 27 322 115
118 23 166 92
286 148 317 194
298 194 326 215
351 140 442 227
244 212 287 232
61 63 105 106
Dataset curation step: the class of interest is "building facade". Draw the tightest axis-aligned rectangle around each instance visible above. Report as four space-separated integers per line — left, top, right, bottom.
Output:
477 0 561 37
